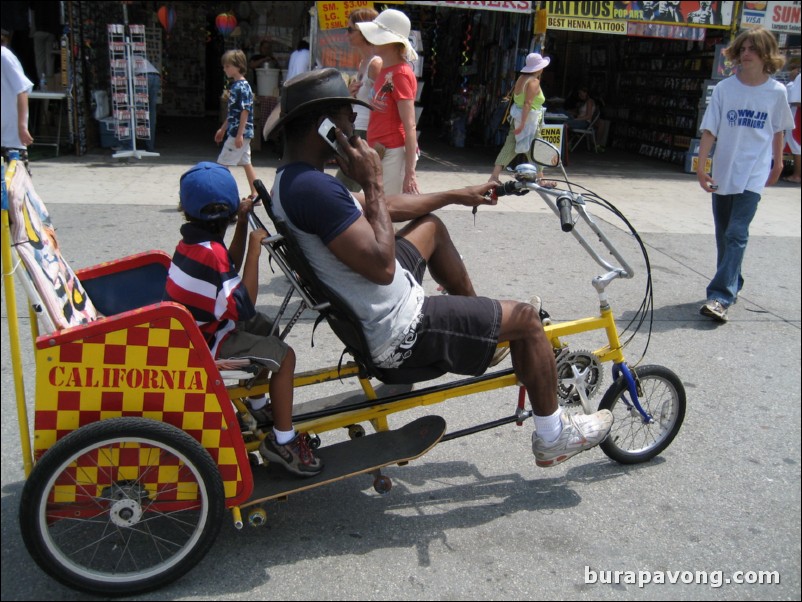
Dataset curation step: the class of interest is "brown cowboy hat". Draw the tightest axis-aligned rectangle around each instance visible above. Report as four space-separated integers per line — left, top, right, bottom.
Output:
263 68 372 140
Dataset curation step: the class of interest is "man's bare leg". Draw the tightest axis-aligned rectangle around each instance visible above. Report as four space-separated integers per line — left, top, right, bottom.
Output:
497 300 558 415
397 214 476 296
497 299 613 467
243 163 258 198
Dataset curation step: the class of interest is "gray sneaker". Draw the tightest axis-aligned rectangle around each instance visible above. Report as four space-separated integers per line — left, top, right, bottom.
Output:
700 300 728 322
532 410 614 467
260 431 323 477
489 296 544 367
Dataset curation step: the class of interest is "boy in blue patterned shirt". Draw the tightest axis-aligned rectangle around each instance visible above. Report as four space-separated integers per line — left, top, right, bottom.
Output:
215 50 257 198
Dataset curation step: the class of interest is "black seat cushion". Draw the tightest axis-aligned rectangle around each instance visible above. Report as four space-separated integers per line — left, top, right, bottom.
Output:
256 180 445 385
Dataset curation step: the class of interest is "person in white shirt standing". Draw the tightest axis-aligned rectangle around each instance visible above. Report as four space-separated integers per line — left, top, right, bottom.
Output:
696 27 794 323
1 31 34 152
335 8 381 192
285 38 310 81
782 63 800 184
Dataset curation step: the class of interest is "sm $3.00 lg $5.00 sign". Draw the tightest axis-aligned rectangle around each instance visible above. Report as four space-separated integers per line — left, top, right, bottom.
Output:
317 1 371 31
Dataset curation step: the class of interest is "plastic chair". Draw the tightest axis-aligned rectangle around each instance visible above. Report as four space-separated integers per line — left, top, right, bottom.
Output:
568 107 601 152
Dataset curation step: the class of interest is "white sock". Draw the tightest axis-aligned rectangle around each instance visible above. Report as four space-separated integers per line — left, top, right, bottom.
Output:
534 407 563 443
273 427 295 445
247 395 267 410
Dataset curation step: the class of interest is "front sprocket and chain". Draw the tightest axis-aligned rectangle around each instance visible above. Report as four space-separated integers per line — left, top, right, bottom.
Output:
554 348 604 414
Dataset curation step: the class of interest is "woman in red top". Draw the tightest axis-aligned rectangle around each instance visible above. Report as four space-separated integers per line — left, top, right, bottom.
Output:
357 9 420 195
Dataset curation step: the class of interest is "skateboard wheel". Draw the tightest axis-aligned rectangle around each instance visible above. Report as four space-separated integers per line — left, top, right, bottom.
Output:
308 434 321 449
347 425 366 439
248 507 267 527
373 475 392 495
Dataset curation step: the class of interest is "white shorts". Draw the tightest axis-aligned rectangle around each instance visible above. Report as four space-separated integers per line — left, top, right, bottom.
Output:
217 136 252 166
380 146 417 196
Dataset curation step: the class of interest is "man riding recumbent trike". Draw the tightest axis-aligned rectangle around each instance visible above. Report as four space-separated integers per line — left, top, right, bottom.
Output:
1 69 685 597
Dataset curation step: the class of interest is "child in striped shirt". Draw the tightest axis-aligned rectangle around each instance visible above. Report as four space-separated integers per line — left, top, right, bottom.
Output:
165 162 322 476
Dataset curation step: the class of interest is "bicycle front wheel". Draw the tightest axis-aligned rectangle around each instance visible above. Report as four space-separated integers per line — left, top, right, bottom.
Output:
598 365 685 464
19 418 225 596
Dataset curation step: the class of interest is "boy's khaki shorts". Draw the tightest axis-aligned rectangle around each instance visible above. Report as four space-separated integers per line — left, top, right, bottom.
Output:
217 136 252 166
218 312 287 371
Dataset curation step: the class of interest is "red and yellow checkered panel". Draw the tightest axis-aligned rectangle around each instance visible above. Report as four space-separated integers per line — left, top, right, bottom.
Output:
34 310 251 505
49 441 201 506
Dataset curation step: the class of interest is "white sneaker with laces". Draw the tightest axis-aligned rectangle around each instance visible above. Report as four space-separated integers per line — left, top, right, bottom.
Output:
532 410 613 467
700 300 728 322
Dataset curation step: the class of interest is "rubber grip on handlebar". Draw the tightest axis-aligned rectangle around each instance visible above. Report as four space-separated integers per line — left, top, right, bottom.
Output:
493 180 527 198
556 195 573 232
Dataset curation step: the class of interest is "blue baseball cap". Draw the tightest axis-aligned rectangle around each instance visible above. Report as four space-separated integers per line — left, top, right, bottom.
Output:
179 162 239 220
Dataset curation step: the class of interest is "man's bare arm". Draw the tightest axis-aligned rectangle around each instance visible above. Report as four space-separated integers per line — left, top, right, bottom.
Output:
354 183 497 222
328 130 396 284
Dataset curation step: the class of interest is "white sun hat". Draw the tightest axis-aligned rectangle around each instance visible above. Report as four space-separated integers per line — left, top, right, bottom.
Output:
356 9 418 63
520 52 551 73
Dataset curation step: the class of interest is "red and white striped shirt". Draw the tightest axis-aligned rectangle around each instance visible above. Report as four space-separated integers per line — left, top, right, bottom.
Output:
164 223 255 358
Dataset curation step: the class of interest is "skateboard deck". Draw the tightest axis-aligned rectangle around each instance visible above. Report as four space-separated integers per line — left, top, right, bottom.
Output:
243 415 445 507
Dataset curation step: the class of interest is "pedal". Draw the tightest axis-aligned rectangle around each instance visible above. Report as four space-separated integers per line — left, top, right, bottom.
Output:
539 308 552 326
248 451 265 467
238 411 258 434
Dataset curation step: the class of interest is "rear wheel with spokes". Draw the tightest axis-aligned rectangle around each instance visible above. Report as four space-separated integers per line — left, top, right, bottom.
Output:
19 418 225 596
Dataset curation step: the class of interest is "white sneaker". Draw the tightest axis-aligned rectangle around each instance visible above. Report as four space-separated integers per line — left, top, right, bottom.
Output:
532 410 613 467
700 300 728 322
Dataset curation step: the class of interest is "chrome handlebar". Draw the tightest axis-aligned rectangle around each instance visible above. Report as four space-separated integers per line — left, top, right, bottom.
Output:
495 165 635 297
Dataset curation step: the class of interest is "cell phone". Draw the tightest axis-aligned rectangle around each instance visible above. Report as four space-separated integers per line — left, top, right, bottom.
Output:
318 118 346 159
709 184 718 190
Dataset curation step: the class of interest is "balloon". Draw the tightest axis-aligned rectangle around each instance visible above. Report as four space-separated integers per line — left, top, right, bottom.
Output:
215 13 238 37
157 6 176 34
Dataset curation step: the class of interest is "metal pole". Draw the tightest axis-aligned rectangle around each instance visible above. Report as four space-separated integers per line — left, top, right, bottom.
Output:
1 159 35 477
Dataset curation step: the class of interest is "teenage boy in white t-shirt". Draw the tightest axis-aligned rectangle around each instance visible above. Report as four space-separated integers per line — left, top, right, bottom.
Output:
696 27 794 323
